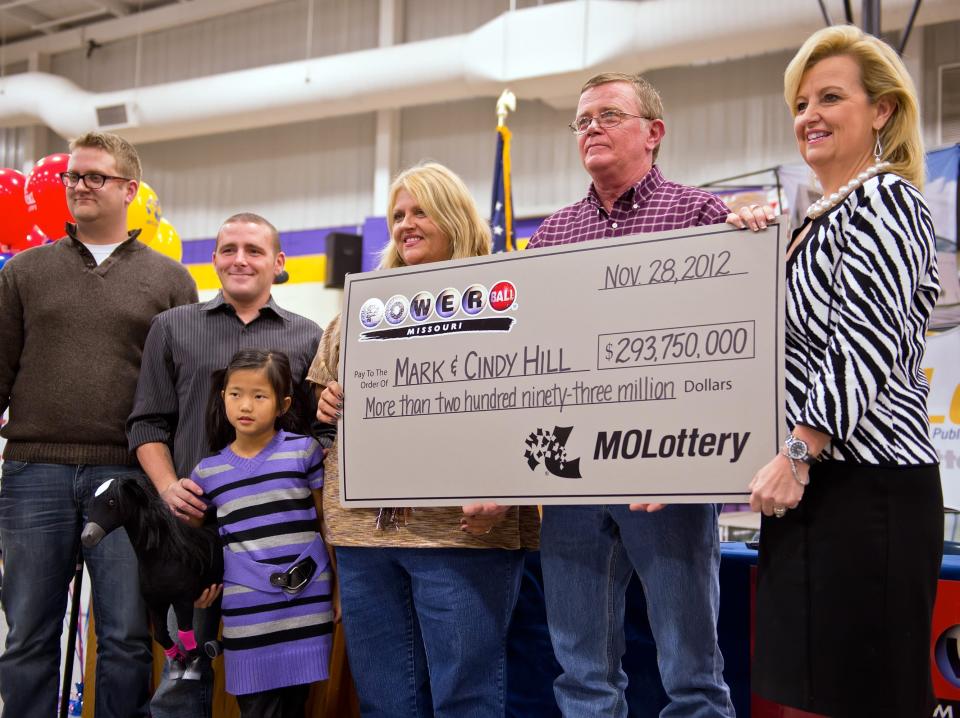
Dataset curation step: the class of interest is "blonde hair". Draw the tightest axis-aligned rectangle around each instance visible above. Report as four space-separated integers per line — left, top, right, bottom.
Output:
784 25 924 189
581 72 664 161
69 131 142 183
380 162 491 270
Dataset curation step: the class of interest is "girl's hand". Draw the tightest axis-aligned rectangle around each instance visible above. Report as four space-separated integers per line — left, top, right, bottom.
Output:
726 204 776 232
460 503 510 536
317 381 343 424
749 454 807 517
628 503 667 512
194 583 223 609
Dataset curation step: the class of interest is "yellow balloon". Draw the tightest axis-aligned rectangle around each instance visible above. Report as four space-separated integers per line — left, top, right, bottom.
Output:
149 219 183 262
128 180 163 246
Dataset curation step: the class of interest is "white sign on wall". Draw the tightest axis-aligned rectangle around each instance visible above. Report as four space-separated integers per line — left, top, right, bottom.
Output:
925 326 960 510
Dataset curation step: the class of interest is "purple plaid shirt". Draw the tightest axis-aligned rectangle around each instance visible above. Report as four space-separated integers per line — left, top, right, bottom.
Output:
527 165 728 248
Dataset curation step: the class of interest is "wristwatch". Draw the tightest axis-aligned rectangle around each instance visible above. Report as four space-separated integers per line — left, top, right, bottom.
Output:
783 435 818 465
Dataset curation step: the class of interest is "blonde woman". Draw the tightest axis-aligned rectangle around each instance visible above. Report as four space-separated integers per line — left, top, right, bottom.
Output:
309 162 540 718
735 26 943 717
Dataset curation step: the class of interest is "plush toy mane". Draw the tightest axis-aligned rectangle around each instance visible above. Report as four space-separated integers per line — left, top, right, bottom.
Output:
115 477 217 573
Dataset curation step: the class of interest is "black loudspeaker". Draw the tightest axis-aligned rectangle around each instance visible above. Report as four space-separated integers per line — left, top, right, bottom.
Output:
324 232 362 288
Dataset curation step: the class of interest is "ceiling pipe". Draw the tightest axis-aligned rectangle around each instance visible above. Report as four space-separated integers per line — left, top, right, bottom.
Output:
1 0 957 145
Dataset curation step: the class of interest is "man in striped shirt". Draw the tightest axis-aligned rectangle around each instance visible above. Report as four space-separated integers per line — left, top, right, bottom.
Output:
527 73 735 717
127 212 326 718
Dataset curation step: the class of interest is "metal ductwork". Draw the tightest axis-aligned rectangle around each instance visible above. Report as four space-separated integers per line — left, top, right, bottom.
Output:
1 0 956 145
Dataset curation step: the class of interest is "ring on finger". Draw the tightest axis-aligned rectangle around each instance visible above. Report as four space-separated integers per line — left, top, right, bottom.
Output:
773 505 786 518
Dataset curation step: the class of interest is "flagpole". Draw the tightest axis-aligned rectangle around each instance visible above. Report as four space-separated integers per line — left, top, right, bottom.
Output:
496 89 516 127
492 89 517 252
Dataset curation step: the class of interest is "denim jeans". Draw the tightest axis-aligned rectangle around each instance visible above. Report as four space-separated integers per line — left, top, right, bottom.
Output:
0 461 152 718
540 504 734 718
336 546 525 718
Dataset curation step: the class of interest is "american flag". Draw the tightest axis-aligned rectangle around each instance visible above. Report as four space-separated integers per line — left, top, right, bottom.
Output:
490 124 515 253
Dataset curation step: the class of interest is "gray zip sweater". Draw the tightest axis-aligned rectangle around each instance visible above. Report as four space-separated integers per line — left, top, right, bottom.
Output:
0 226 198 465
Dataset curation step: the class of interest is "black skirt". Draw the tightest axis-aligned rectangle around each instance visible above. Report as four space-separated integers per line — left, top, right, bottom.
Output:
752 461 943 718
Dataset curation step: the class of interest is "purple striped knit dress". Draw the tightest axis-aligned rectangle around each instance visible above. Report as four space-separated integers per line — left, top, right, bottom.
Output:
192 430 332 695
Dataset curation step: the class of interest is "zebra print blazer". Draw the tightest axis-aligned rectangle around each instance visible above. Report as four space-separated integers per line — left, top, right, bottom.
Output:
786 172 940 466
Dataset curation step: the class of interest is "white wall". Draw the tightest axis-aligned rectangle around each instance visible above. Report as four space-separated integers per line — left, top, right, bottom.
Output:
49 0 379 92
399 97 586 219
135 113 376 240
0 128 30 172
923 19 960 147
651 48 801 187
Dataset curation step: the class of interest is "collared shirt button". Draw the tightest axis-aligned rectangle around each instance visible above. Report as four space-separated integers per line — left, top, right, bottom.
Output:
632 203 639 209
611 222 619 229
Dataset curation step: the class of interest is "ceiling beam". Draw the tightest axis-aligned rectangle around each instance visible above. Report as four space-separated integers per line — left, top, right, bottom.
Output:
31 9 106 33
1 4 56 35
0 0 44 9
93 0 131 18
0 0 288 66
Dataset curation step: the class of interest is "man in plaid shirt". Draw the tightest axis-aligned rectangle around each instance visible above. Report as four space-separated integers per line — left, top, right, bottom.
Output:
527 73 736 717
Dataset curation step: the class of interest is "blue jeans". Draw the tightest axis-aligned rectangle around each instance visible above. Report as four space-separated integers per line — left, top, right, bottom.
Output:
0 461 152 718
540 504 734 718
336 546 525 718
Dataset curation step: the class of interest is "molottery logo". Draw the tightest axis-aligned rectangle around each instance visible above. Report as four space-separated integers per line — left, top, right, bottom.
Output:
524 426 582 479
358 280 518 341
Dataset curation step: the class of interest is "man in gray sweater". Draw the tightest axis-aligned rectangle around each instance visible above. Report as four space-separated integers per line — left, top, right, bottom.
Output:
0 131 197 718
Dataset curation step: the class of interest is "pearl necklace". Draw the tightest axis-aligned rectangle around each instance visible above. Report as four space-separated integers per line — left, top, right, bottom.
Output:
805 160 890 220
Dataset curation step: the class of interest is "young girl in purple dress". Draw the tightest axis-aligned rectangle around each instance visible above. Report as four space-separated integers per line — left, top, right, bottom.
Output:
195 348 332 718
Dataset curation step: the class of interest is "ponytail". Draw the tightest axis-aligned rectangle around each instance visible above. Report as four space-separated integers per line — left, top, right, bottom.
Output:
205 368 235 452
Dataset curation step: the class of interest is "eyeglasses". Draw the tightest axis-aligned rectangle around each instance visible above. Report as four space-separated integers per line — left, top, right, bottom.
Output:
59 172 131 190
568 109 652 135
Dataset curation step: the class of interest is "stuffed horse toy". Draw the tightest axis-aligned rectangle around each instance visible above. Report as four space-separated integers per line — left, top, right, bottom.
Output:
81 474 223 680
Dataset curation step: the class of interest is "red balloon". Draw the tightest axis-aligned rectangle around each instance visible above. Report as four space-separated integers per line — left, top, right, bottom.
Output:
0 168 31 251
10 224 49 253
24 153 74 240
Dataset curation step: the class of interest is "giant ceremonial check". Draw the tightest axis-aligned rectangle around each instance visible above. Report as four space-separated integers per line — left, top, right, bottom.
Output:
338 223 786 506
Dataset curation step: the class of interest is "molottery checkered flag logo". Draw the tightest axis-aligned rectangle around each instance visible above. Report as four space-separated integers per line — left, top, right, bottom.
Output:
524 426 582 479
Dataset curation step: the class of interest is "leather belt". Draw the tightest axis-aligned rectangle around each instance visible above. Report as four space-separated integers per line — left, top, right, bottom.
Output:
223 535 327 597
269 557 317 595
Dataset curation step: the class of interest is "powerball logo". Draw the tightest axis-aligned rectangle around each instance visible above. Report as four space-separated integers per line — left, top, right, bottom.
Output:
357 280 517 341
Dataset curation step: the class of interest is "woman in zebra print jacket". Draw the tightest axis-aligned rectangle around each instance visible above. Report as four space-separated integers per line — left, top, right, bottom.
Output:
735 26 944 718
